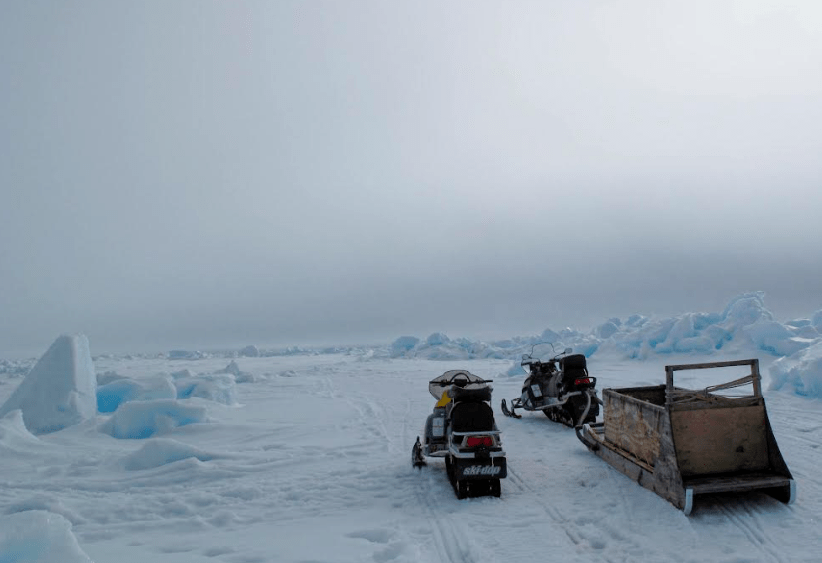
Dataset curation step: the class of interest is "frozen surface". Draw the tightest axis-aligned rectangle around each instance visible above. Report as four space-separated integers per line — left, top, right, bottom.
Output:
1 343 821 562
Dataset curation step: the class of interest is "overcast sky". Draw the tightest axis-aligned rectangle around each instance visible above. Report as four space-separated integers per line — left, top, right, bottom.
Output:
2 1 822 356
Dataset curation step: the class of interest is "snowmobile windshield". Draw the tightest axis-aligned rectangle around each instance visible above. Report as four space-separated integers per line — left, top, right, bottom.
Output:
428 370 488 400
524 342 559 364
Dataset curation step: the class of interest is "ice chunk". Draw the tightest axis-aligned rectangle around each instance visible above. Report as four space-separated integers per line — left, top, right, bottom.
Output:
594 321 620 339
721 291 773 327
425 332 450 346
0 335 97 434
390 336 420 357
168 349 205 360
742 320 811 357
217 360 256 382
100 399 208 439
96 376 176 413
769 340 822 398
174 374 237 405
239 344 260 357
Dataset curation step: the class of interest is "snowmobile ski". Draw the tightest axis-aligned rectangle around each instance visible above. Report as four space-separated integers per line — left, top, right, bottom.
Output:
412 436 426 468
500 398 521 418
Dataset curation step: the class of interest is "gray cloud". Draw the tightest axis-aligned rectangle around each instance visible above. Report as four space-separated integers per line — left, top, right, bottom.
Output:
2 1 822 356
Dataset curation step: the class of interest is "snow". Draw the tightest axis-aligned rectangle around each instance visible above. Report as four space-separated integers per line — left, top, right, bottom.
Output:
0 511 92 563
119 438 221 471
0 410 43 454
2 293 822 562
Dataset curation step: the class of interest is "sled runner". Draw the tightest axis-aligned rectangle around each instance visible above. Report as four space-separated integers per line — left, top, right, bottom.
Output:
576 359 795 515
412 370 507 498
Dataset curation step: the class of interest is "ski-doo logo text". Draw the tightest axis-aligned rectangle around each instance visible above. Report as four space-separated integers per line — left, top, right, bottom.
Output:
462 465 502 476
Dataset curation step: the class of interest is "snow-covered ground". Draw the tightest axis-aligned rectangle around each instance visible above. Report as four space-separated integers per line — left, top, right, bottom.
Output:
2 294 822 562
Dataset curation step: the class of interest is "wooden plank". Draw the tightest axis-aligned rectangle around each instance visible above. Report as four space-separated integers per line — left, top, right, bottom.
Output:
665 359 758 372
591 430 656 474
751 360 763 399
603 389 663 467
671 405 769 476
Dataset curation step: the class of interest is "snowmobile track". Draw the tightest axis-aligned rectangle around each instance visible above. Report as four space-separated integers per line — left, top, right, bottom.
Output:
414 472 480 563
505 467 631 563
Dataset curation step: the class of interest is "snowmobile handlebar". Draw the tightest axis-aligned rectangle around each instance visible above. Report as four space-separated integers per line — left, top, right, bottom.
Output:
520 345 572 366
433 378 493 386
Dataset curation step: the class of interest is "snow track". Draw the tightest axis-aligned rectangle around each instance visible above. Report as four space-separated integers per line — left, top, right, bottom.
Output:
719 502 789 563
414 472 483 563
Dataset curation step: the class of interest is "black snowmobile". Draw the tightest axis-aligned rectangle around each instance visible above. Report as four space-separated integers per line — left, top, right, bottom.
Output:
501 344 601 427
412 370 507 498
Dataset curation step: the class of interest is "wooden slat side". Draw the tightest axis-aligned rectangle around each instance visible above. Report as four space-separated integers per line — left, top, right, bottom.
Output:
671 405 769 477
665 359 758 372
604 390 663 467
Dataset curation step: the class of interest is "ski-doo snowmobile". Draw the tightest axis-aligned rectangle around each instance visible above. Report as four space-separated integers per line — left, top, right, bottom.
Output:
412 370 507 498
501 345 601 427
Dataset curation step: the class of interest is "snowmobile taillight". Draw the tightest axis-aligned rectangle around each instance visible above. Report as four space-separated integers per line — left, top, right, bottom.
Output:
465 436 493 447
574 378 591 386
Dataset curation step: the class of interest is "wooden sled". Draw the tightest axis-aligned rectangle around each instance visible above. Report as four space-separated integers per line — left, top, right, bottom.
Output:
577 359 795 515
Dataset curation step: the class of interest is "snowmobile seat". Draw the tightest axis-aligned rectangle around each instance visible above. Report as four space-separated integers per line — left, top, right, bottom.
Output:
561 354 588 378
448 385 493 404
450 401 495 433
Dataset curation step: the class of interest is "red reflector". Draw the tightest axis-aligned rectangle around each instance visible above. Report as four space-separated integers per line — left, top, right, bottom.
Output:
574 378 591 386
466 436 493 447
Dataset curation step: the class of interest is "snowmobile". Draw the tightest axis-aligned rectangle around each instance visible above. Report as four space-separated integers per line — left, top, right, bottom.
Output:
411 370 507 498
501 344 601 427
